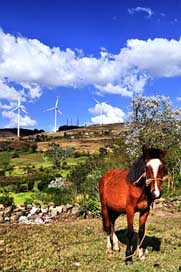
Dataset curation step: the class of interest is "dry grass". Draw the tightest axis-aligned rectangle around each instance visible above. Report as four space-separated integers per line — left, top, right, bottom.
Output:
36 136 114 153
0 209 180 272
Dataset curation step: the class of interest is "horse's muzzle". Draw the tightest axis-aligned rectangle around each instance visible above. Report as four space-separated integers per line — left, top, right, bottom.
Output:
151 190 161 200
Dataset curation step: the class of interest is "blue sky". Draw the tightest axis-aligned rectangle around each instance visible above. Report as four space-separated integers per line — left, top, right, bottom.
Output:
0 0 181 130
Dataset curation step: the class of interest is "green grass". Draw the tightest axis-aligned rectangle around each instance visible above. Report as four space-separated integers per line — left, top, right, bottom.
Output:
9 192 34 206
10 153 53 169
3 151 86 176
0 212 180 271
66 156 86 166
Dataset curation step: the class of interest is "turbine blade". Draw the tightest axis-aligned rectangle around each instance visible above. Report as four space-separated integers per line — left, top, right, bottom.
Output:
58 109 63 116
55 97 59 108
44 107 55 112
94 98 100 104
9 107 18 112
21 108 28 114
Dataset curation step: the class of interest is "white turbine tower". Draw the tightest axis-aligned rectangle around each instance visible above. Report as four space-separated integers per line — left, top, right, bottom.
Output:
44 97 63 132
9 96 28 137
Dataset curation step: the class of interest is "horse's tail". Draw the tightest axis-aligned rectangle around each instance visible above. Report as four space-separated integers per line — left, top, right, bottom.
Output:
99 176 111 235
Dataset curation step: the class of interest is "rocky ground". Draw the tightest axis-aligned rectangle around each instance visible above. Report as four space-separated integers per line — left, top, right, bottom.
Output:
0 202 81 225
0 197 180 225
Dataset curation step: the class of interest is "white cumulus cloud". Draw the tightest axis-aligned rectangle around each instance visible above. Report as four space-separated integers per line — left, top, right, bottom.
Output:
1 29 181 126
89 102 125 124
1 29 181 99
2 110 37 128
128 7 154 17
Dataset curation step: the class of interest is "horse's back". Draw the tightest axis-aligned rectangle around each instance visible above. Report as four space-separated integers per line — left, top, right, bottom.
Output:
99 169 129 212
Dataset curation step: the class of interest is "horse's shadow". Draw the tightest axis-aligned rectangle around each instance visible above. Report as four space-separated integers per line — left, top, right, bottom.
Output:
116 229 161 252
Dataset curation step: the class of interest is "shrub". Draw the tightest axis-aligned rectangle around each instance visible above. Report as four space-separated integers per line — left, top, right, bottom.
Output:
0 194 14 207
19 183 29 192
27 180 35 191
3 184 18 193
11 152 19 158
80 196 101 218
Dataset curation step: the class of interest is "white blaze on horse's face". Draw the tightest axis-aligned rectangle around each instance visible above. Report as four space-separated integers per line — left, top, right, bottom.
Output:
146 159 162 199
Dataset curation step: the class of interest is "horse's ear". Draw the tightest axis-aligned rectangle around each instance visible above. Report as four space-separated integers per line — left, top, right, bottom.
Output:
142 145 149 160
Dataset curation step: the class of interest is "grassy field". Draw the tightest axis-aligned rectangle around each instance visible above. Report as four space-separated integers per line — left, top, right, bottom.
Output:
2 151 86 177
0 209 180 272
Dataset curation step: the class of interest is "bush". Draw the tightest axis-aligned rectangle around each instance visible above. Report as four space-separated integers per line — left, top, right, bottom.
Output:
0 194 14 207
27 180 35 191
80 196 101 218
3 184 18 193
19 183 29 192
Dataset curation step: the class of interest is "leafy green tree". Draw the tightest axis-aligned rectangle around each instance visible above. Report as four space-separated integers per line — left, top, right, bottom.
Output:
126 95 180 160
48 143 64 170
126 95 181 194
0 152 11 174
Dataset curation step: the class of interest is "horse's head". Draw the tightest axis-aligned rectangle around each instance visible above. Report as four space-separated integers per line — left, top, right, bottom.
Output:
143 146 167 199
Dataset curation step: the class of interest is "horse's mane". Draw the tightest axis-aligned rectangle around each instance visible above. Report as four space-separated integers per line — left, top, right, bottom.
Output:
127 157 146 183
127 147 164 184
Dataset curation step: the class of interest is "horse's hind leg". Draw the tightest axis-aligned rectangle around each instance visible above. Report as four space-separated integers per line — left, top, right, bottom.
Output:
101 205 113 253
110 213 120 252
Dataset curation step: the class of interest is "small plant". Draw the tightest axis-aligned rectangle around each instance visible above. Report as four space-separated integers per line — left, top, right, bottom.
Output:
0 194 14 207
80 196 101 218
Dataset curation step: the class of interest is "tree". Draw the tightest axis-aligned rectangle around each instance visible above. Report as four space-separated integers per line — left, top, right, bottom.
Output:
126 95 180 160
126 95 181 194
0 152 11 175
48 143 64 170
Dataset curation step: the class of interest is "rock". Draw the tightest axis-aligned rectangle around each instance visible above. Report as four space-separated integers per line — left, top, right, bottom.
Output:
13 206 25 213
0 204 4 211
43 216 53 224
71 205 80 217
4 216 10 222
29 214 40 221
26 204 33 210
34 218 44 224
27 213 32 219
18 216 30 224
4 206 13 217
10 212 23 223
50 208 58 218
41 208 48 214
65 204 73 210
30 207 40 215
55 206 64 214
48 202 55 208
48 177 66 189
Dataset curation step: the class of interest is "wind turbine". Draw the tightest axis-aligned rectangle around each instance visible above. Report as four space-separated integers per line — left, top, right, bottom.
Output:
9 96 28 137
44 97 63 132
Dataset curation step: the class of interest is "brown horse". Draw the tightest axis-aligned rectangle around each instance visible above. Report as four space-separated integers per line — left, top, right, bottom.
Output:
99 146 167 264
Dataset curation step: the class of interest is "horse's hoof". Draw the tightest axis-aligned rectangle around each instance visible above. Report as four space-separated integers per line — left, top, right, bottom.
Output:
139 255 145 261
125 259 133 265
113 246 120 252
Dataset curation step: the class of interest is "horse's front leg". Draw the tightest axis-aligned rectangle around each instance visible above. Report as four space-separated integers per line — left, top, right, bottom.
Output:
137 209 149 260
125 209 135 265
